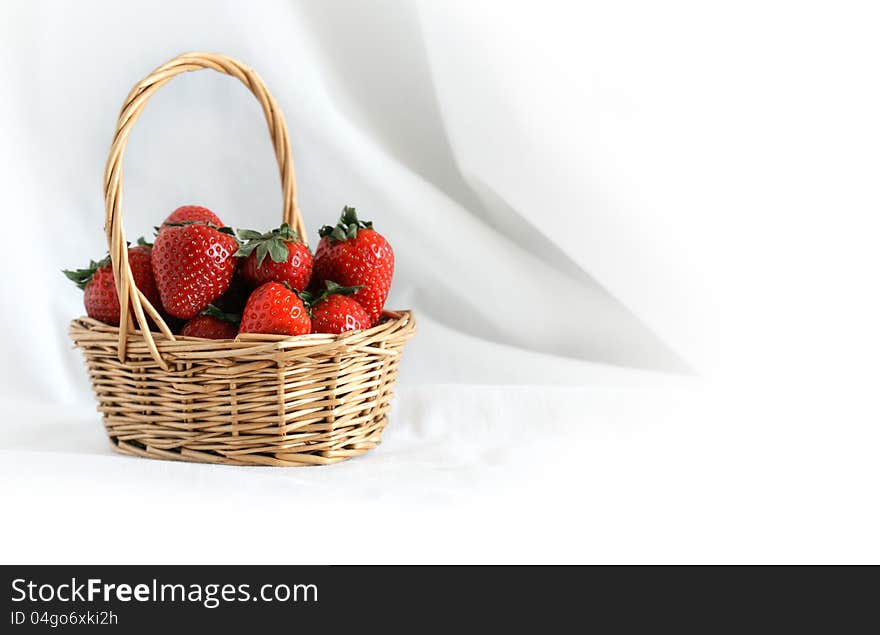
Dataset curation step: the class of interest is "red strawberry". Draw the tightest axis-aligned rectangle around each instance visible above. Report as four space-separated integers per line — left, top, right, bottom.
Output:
236 223 313 291
151 222 239 319
180 306 239 339
313 206 394 324
162 205 223 229
306 281 371 334
64 239 162 327
239 282 311 336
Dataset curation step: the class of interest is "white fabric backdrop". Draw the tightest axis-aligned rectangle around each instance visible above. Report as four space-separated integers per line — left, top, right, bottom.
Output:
1 0 878 563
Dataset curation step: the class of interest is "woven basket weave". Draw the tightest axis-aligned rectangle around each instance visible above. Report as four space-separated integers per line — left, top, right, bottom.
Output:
69 52 416 466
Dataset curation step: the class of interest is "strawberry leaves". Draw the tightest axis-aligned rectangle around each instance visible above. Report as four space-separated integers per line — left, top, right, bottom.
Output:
235 223 302 266
201 304 241 325
63 256 110 290
318 206 373 243
297 280 364 317
63 234 153 289
159 220 236 243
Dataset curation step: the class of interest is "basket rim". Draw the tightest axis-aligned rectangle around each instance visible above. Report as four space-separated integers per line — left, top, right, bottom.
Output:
70 310 415 360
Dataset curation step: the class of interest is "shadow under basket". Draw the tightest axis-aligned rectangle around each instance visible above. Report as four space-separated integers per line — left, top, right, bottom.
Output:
70 312 416 466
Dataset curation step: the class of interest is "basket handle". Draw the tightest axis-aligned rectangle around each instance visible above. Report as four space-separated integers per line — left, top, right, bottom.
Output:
103 52 305 369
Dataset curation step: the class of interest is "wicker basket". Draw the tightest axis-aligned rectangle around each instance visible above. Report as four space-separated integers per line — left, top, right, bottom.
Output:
69 52 416 466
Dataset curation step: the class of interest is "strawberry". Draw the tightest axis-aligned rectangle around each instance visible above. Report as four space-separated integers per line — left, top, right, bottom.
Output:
238 282 311 336
304 281 371 334
180 305 239 339
161 205 223 229
313 206 394 325
64 239 162 327
151 221 239 319
236 223 313 291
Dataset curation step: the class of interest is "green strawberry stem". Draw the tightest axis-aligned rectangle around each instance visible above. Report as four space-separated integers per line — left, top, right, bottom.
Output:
63 235 153 289
298 280 364 310
200 304 241 325
234 223 302 265
62 255 111 290
63 236 153 289
318 205 374 242
162 220 237 237
324 280 363 296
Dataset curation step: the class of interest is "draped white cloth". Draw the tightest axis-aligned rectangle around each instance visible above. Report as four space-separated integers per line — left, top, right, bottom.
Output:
1 1 877 563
